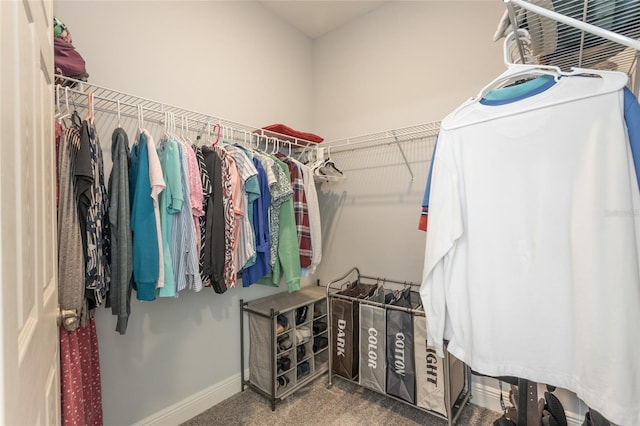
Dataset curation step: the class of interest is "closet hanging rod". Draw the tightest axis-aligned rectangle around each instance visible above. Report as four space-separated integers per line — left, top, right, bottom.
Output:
323 122 440 153
54 75 319 150
58 85 214 131
507 0 640 52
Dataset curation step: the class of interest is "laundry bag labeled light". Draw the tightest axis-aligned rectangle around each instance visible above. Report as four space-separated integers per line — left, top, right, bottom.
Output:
414 313 447 416
359 304 386 393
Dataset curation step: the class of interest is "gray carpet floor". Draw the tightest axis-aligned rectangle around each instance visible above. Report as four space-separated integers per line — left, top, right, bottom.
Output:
181 375 500 426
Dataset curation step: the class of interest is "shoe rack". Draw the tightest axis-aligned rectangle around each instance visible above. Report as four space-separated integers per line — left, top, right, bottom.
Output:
240 285 328 410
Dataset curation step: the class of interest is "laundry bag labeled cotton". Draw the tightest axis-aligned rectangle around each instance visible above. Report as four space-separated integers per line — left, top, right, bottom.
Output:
385 289 419 404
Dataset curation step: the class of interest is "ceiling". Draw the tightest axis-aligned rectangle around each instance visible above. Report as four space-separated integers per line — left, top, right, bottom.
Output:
258 1 388 39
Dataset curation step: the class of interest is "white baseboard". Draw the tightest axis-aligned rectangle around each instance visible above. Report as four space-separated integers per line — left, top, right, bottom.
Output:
132 371 586 426
469 382 585 426
133 371 248 426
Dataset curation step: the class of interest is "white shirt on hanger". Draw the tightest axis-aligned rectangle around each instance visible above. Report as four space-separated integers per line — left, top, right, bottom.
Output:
420 74 640 426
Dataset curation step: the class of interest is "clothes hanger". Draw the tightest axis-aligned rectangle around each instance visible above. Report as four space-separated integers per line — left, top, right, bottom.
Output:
241 129 250 148
69 91 82 129
181 115 194 144
57 85 72 122
221 124 232 144
196 121 208 147
441 28 628 132
54 85 62 119
86 91 94 125
476 29 626 101
116 99 122 129
137 104 145 135
171 112 178 139
211 123 221 145
311 147 326 171
266 136 276 154
319 146 344 177
228 126 235 145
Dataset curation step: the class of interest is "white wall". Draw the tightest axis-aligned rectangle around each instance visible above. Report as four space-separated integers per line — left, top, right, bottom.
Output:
56 0 314 130
311 1 585 422
313 1 508 140
312 0 506 304
54 2 314 425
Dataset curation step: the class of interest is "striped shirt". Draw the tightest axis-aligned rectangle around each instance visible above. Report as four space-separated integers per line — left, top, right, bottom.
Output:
212 144 238 288
224 144 258 271
193 146 213 287
171 141 203 293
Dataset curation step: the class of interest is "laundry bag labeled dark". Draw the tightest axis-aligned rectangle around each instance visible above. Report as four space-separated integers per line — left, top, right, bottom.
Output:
331 280 377 380
386 289 419 404
359 304 386 393
413 313 447 416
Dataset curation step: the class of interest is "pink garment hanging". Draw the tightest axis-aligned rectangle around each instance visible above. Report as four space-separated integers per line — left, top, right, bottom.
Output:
60 317 103 426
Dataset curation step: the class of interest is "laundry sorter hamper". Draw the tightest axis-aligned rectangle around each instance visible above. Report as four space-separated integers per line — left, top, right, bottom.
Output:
326 267 471 426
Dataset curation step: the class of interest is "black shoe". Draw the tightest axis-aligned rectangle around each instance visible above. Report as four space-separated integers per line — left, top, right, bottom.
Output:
278 356 291 373
313 336 328 352
277 375 290 390
296 306 308 325
296 344 306 360
313 321 327 334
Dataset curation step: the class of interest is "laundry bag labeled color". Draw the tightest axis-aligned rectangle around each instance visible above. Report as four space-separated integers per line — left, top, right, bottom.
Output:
359 304 386 392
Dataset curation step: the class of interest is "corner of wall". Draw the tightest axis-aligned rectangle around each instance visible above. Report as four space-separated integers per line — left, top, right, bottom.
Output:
132 370 250 426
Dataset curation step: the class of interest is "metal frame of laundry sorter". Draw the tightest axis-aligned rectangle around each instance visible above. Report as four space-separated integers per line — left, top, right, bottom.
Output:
54 75 321 155
325 267 472 426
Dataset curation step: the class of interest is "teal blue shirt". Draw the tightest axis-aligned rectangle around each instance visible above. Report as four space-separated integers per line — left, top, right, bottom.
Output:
130 133 159 301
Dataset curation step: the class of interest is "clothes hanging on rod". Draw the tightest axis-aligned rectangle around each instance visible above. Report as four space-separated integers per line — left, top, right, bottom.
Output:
418 63 640 426
56 100 106 426
108 127 133 334
57 107 111 329
55 77 324 333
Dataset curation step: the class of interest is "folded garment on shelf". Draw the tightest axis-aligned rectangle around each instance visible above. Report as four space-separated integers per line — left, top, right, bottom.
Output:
295 326 311 344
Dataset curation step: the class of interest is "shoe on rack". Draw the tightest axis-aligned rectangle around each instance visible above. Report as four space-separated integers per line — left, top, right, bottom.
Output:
296 361 310 378
296 306 308 325
277 314 290 333
277 375 290 390
544 391 567 426
312 321 327 334
313 336 328 352
278 356 291 373
277 335 292 352
296 344 306 361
